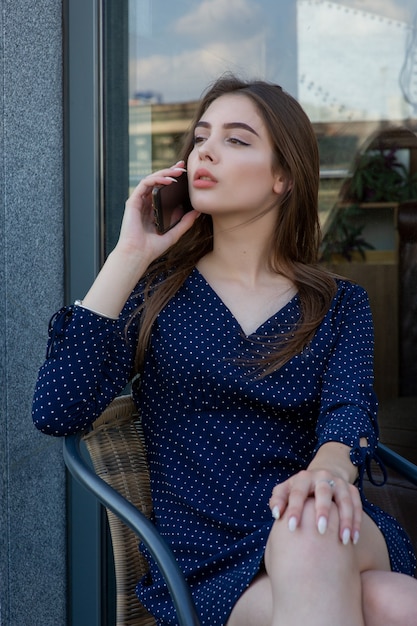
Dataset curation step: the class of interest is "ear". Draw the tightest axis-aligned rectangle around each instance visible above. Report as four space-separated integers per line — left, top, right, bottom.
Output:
273 172 293 196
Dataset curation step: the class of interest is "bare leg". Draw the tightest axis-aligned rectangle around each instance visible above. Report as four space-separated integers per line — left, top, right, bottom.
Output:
227 498 402 626
362 570 417 626
227 569 417 626
226 572 272 626
264 498 364 626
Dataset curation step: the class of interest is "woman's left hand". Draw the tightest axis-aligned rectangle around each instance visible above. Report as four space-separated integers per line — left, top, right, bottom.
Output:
269 467 362 545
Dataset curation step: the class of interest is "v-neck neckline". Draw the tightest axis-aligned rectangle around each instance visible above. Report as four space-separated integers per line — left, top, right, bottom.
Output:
191 267 299 337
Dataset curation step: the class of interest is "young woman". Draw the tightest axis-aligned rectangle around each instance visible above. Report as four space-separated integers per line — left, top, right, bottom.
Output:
33 75 417 625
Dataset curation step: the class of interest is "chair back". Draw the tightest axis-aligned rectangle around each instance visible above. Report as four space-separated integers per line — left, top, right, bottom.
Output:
83 395 156 626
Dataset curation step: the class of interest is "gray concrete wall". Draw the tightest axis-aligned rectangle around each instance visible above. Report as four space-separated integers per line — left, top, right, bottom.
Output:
0 1 66 624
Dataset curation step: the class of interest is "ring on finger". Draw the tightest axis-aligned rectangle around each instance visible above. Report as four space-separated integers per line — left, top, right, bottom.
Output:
318 479 335 488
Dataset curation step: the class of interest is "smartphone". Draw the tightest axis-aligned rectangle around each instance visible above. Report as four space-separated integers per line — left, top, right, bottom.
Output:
152 172 193 233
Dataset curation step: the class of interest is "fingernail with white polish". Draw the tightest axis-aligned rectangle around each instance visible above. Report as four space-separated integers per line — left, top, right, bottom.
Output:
272 506 280 520
342 529 351 545
173 167 187 172
353 530 360 545
288 516 297 532
165 177 178 182
318 516 327 535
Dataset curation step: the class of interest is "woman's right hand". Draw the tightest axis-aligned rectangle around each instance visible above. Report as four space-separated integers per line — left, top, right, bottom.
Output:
115 161 200 268
80 162 200 319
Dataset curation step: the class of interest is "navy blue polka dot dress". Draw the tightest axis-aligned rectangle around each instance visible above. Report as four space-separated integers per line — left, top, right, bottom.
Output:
33 270 416 625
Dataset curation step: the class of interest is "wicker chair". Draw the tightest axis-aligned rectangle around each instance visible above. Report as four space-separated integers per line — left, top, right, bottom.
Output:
63 395 417 626
64 395 200 626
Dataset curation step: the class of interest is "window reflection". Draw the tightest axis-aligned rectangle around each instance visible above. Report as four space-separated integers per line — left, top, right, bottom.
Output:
121 0 417 461
128 1 417 216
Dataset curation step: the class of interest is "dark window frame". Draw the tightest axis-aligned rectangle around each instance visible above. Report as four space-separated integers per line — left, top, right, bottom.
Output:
64 0 128 622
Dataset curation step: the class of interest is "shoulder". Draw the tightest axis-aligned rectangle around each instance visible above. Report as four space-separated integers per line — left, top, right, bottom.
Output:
333 278 369 306
323 278 372 329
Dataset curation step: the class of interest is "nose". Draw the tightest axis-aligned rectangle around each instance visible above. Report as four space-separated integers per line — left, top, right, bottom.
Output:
197 140 216 162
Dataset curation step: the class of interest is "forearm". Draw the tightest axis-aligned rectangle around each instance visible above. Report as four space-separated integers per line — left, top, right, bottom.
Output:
81 246 153 319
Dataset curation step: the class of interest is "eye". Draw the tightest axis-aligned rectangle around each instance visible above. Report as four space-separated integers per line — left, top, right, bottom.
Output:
227 137 250 146
193 135 207 145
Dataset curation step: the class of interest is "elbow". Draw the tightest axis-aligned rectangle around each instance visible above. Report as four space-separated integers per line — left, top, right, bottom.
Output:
32 400 91 437
32 410 70 437
32 393 67 436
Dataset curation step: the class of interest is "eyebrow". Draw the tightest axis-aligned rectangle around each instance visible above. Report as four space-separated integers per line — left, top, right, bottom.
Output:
195 121 260 137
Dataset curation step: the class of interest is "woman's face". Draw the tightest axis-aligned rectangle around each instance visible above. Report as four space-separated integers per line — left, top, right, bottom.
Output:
187 93 287 224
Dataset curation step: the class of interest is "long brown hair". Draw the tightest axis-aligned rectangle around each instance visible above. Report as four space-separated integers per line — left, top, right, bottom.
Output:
132 74 337 375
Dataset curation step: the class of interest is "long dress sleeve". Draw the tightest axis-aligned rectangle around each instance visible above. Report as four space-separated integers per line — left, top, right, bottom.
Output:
32 294 141 436
314 283 379 481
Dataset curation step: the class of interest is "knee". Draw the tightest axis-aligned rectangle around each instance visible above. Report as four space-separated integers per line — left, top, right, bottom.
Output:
265 498 350 574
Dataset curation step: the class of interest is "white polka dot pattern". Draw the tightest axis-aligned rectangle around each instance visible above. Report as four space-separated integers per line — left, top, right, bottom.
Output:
32 269 416 624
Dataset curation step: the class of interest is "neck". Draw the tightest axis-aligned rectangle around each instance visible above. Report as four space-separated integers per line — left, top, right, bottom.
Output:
203 214 277 284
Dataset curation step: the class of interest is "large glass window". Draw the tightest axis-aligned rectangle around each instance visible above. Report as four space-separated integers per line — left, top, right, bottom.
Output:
107 0 417 455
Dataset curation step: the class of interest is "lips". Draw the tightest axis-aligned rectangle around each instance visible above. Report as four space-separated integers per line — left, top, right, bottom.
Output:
193 168 218 189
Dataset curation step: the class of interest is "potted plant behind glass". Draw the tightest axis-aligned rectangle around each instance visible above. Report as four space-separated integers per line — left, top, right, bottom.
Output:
321 135 417 262
320 127 417 400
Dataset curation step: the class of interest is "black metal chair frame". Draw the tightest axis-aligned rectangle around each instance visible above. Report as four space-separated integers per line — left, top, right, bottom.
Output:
64 433 201 626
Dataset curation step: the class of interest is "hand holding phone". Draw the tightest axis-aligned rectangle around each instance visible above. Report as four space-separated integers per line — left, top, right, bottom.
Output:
152 172 193 233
